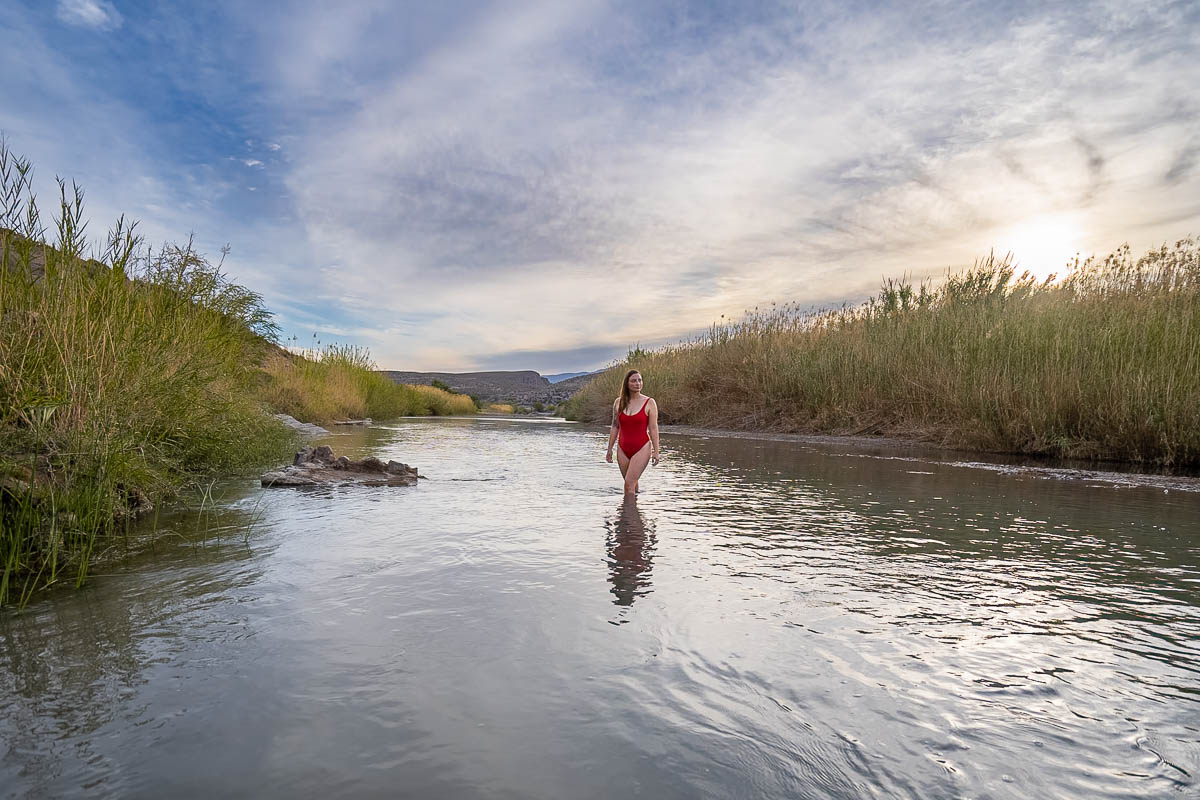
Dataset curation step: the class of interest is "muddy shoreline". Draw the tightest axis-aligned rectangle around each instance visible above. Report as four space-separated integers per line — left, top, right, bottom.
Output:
658 424 1200 494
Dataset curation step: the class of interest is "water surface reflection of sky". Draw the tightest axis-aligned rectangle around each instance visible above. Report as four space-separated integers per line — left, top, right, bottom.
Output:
1 418 1197 799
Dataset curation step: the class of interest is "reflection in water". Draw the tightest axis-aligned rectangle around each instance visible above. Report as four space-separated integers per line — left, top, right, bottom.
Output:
2 419 1198 799
0 498 270 798
605 497 656 607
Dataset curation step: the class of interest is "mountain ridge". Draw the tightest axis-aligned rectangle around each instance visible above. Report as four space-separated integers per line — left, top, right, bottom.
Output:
544 371 595 383
379 369 600 405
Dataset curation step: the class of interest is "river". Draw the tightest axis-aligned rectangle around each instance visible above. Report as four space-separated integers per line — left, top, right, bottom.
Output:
2 417 1197 798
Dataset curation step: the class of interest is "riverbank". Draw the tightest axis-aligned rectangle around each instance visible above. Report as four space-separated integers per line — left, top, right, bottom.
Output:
261 345 477 422
0 144 471 606
5 417 1195 798
565 239 1200 470
656 424 1200 494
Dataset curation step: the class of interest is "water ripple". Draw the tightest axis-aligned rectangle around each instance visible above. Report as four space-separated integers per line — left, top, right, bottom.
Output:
1 418 1197 798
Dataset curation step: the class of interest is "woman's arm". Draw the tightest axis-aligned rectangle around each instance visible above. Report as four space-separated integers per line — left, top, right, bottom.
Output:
647 399 660 465
605 400 619 462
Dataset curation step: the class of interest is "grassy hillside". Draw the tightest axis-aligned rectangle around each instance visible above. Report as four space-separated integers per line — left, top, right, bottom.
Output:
0 144 469 605
0 225 292 603
565 240 1200 468
266 348 477 421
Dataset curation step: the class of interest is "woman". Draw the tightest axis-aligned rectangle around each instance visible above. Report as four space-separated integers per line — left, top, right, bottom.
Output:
605 370 660 495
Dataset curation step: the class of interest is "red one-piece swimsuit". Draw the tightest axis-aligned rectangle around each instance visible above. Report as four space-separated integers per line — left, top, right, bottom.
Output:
618 398 651 458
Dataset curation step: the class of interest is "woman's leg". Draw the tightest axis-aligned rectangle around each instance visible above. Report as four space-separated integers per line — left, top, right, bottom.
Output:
622 442 652 495
616 447 631 479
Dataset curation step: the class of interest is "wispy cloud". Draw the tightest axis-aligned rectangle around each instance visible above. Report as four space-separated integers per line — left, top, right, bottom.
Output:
55 0 122 31
276 1 1200 369
6 0 1200 372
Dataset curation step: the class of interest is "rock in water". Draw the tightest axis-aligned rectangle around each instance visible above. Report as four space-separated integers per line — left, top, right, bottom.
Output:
273 413 331 439
262 445 419 487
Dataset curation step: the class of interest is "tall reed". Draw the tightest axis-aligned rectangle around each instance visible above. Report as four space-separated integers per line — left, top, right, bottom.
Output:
0 142 480 605
565 240 1200 467
0 143 294 605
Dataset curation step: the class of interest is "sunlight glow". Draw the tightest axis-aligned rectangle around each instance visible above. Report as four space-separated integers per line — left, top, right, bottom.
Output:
993 213 1085 283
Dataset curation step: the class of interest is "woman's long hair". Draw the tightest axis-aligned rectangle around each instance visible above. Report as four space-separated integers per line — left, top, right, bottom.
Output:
615 369 641 420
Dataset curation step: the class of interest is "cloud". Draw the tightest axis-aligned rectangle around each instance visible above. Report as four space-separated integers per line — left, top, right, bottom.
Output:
55 0 122 31
9 0 1200 373
268 1 1198 370
1165 139 1198 184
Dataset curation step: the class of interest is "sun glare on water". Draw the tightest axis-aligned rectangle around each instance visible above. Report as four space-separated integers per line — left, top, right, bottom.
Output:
993 214 1084 283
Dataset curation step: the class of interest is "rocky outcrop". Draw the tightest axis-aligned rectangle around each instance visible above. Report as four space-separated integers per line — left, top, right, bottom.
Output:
273 413 330 438
547 372 597 402
261 445 419 487
1 229 48 282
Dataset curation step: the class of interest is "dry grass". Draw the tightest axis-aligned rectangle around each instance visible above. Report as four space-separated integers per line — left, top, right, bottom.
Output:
259 346 478 421
408 383 478 415
565 240 1200 467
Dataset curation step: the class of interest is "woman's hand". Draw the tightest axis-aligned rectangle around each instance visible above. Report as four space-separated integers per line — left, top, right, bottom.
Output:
651 451 660 466
605 448 613 463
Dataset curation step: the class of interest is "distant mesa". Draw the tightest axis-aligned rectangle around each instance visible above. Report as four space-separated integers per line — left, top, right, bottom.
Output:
379 369 600 406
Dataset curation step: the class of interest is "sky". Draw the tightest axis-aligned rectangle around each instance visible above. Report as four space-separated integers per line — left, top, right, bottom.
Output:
2 0 1198 373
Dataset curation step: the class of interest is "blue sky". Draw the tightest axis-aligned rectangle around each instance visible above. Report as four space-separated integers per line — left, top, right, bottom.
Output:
3 1 1199 372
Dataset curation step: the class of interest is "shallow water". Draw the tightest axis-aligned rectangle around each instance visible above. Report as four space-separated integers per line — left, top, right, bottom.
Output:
2 418 1198 799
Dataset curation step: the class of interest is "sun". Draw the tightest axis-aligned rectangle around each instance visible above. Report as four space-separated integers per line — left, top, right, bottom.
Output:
993 213 1085 283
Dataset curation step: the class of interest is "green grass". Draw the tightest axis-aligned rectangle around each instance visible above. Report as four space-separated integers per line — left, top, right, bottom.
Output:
1 140 487 604
565 240 1200 468
0 141 304 604
0 141 475 606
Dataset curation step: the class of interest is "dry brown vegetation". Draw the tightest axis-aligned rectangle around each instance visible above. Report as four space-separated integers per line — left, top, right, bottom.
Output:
260 345 477 422
565 240 1200 467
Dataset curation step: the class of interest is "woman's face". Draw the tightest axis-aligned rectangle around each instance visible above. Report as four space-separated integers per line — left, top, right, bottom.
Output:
627 373 643 393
